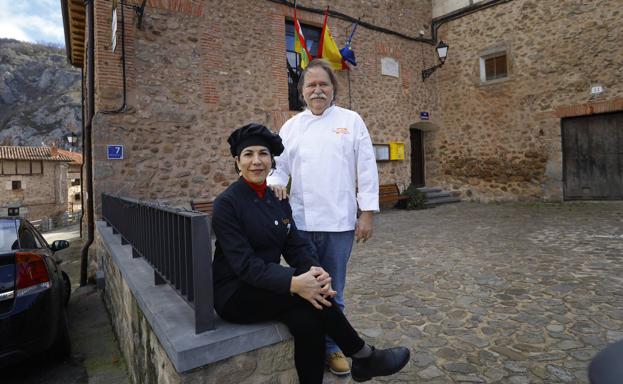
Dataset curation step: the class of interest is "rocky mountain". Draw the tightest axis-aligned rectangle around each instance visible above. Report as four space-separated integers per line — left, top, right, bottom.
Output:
0 39 81 149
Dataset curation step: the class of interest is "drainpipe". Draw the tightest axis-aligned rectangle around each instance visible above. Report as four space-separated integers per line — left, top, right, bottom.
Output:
79 68 84 239
80 0 95 287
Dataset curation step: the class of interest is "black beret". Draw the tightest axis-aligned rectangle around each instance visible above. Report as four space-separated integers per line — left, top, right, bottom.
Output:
227 123 284 157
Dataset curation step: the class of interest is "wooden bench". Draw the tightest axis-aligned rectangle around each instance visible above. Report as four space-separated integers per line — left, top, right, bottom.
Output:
379 183 408 205
193 184 404 214
190 200 214 216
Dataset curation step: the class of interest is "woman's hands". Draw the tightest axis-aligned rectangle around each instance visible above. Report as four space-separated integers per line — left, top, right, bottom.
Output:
290 266 337 310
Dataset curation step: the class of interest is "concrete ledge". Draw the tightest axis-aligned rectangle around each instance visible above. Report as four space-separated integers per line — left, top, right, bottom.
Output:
96 221 292 373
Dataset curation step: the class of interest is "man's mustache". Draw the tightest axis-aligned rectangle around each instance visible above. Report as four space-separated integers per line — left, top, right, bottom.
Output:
311 93 327 100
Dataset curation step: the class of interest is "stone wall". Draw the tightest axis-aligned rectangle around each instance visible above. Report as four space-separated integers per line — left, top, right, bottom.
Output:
0 161 68 219
430 0 623 201
95 226 298 384
88 0 438 210
77 0 623 206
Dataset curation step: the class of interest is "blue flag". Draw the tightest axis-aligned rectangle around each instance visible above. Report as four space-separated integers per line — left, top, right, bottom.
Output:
340 22 359 66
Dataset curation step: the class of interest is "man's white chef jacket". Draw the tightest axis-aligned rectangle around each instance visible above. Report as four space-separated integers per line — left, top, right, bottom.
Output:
267 105 379 232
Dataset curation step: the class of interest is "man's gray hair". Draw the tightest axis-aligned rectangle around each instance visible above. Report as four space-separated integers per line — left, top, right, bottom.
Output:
297 59 339 105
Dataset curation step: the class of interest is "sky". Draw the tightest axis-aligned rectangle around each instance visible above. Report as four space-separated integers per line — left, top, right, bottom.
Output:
0 0 66 46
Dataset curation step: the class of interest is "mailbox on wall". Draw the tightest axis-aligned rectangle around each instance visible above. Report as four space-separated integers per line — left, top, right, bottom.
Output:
388 142 405 160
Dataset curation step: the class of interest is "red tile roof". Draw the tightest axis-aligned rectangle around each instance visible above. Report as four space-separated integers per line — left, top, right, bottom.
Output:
57 149 83 164
0 146 74 162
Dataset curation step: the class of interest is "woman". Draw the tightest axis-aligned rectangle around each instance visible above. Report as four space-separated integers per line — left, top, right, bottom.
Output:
212 123 410 383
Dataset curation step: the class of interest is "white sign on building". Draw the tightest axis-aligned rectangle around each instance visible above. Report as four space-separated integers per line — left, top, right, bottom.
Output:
381 57 400 78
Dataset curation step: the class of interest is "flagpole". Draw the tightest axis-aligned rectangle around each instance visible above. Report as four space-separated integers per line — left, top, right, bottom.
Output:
348 69 352 109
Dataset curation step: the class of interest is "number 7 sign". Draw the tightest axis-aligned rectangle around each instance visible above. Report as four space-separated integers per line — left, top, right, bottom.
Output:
107 145 124 160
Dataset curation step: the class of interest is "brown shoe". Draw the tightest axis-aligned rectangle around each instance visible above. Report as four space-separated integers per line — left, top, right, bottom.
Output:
327 351 351 376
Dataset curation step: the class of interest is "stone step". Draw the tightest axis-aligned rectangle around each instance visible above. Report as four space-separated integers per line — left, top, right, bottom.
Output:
417 187 442 194
425 191 451 199
425 196 462 207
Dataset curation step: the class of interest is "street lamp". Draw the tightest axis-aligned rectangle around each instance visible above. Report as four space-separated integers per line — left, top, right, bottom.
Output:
65 132 78 147
422 41 449 81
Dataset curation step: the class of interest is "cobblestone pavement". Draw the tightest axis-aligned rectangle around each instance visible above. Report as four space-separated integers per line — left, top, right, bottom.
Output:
325 202 623 384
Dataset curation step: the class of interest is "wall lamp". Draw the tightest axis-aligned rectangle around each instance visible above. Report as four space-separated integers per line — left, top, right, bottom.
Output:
422 41 449 81
65 132 78 147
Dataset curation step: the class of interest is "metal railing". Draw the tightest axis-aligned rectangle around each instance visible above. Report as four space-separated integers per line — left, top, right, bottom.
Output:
32 211 82 233
101 193 214 333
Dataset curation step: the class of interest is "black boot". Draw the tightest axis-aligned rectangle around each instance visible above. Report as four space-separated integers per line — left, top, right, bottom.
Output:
351 346 410 382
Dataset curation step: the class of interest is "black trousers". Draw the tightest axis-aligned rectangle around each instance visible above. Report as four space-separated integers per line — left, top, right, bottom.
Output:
219 284 365 384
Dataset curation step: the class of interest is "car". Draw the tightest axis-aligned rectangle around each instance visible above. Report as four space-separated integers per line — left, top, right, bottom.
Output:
0 216 71 367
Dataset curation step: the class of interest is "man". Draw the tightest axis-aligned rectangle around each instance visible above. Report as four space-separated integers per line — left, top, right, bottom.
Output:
268 59 379 376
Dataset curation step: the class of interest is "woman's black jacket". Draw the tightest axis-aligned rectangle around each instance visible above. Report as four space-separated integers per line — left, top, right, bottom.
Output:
211 178 319 314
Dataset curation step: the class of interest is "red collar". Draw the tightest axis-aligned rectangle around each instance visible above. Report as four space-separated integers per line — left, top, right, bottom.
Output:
242 177 267 199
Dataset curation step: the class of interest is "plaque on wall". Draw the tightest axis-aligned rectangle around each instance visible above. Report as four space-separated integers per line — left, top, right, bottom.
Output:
373 144 390 161
381 57 400 78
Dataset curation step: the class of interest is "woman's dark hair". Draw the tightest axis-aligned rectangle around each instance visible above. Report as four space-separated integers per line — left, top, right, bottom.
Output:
297 59 338 105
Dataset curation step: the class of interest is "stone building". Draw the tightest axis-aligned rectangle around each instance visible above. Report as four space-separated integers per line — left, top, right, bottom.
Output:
58 149 83 212
60 0 622 215
431 0 623 201
0 146 72 220
62 0 437 211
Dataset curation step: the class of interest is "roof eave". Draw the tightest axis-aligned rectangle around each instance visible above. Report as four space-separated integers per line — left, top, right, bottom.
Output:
60 0 85 68
61 0 72 65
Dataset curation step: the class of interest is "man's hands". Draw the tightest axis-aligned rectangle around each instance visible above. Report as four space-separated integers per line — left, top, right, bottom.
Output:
269 185 288 200
355 211 374 243
290 266 336 309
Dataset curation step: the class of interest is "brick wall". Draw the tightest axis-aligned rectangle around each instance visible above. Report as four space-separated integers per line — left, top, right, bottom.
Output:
82 0 623 205
87 0 437 209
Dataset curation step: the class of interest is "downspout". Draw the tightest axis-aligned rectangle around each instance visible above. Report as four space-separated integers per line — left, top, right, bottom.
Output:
79 68 84 239
80 0 95 287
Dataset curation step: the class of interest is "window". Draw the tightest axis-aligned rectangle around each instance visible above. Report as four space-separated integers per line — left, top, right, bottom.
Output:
285 20 321 110
0 219 19 251
480 52 508 82
71 178 81 186
1 160 42 175
74 192 81 201
12 181 21 190
18 224 42 249
2 160 16 175
17 161 30 175
31 161 42 174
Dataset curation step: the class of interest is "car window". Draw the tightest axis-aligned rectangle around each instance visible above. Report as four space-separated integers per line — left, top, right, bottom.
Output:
27 223 49 249
18 224 42 249
0 220 19 252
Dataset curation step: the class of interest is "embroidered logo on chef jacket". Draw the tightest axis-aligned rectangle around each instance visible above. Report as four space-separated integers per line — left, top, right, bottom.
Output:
278 218 291 234
334 128 350 135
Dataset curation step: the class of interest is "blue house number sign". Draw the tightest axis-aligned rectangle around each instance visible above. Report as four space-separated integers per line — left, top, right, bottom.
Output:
107 145 124 160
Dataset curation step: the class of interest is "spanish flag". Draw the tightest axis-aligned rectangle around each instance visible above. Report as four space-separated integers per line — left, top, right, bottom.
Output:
294 11 312 69
318 8 346 70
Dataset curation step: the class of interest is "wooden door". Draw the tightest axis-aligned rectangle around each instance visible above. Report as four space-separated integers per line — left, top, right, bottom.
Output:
410 129 425 187
562 112 623 200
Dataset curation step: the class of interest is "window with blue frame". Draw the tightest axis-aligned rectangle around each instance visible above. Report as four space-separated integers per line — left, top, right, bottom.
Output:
285 20 321 110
